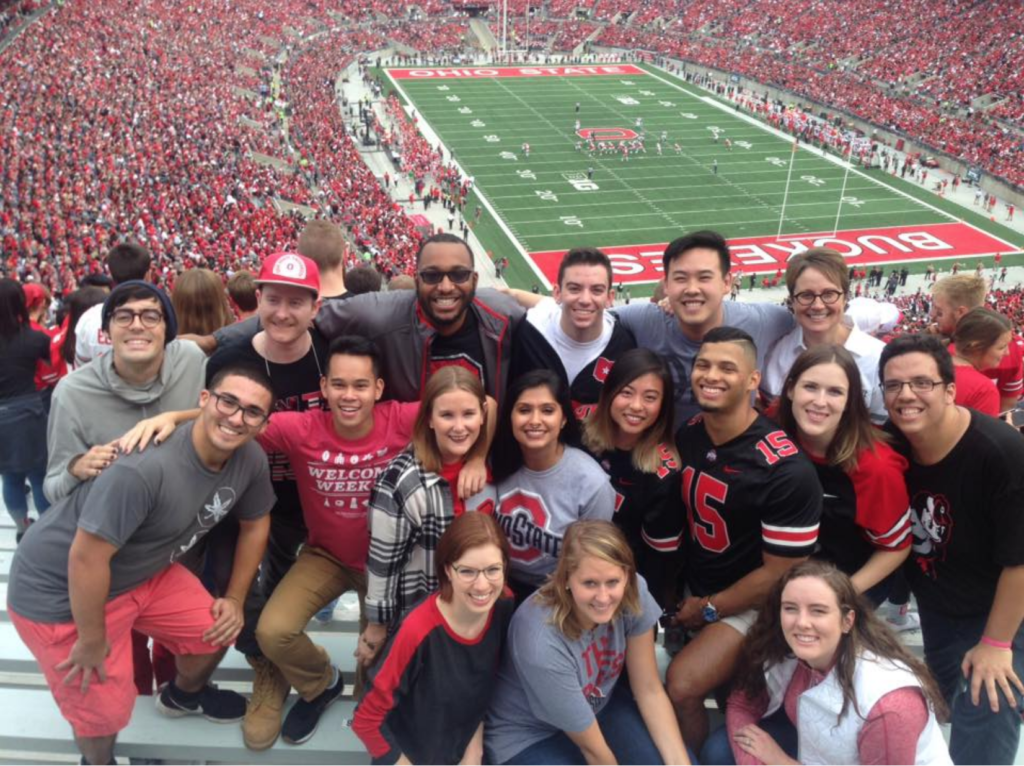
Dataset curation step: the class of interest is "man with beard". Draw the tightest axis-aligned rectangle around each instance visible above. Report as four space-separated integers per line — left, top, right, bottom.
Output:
664 327 822 754
314 233 524 407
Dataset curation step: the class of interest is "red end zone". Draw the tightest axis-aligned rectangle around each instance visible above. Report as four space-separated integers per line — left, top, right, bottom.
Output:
528 223 1021 286
388 64 646 80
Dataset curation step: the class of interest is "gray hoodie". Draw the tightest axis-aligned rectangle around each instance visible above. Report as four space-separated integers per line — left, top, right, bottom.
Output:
44 339 207 502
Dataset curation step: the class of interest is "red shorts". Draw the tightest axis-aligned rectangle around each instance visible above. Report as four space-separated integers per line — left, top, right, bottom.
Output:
10 564 223 738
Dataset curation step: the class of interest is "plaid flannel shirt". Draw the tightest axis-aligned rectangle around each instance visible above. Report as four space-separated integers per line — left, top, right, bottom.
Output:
365 451 454 627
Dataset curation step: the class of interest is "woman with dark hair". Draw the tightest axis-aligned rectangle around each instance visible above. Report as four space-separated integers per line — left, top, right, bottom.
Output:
485 520 690 765
582 348 681 606
359 366 496 666
950 307 1011 417
353 513 514 765
776 345 911 602
0 279 53 540
48 286 108 379
704 561 950 765
493 370 615 600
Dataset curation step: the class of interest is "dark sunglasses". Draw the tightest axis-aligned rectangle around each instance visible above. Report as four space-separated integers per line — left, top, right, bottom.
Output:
417 268 474 285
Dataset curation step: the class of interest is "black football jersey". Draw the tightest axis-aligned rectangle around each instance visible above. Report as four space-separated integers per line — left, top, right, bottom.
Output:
675 413 822 596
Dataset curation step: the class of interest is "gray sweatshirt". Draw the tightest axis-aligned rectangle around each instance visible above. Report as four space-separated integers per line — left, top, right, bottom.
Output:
44 340 207 502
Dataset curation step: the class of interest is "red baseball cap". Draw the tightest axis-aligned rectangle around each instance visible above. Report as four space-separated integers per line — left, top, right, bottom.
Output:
21 282 48 310
255 252 320 297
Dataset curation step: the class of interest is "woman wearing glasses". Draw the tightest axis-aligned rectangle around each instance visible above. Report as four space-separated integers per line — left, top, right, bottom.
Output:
353 512 514 765
776 345 911 604
485 521 690 765
763 248 887 423
949 307 1012 417
359 366 497 666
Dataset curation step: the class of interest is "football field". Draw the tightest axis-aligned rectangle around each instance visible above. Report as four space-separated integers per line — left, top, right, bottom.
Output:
385 63 1022 292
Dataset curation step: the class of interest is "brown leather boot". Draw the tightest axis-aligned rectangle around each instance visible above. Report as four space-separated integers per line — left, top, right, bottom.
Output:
243 656 290 750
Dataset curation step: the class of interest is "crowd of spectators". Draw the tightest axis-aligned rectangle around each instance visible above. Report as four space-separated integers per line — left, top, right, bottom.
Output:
0 0 40 40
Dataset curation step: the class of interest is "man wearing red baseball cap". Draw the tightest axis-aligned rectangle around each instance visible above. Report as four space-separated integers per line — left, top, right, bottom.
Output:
202 252 328 749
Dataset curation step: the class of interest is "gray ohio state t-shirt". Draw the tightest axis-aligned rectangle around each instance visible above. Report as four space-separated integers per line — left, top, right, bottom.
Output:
484 576 661 764
8 423 274 623
496 446 615 587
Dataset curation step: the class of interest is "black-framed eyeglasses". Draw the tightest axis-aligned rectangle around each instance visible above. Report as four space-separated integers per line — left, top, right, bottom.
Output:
881 379 946 396
792 289 844 306
417 268 474 285
111 308 164 329
451 564 505 584
211 392 269 427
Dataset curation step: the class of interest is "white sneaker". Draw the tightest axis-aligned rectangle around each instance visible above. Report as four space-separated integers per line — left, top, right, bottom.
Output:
885 611 921 633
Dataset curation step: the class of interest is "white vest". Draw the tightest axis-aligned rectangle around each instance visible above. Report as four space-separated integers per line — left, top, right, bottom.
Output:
763 652 951 765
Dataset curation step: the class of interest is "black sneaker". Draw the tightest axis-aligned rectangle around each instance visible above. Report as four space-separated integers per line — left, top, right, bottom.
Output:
281 668 345 745
155 682 246 723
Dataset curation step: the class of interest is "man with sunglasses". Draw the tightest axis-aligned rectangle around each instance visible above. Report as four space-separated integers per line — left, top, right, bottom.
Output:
8 365 275 766
315 232 524 407
881 334 1024 765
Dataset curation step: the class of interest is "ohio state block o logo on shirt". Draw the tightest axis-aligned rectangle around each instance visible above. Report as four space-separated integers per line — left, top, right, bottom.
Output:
496 490 550 562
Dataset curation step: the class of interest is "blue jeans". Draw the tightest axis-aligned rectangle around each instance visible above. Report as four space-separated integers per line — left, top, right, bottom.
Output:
919 607 1024 765
1 468 49 523
701 708 798 765
505 683 666 765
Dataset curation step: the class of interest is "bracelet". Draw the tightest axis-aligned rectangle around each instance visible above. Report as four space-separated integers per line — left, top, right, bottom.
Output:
981 636 1012 650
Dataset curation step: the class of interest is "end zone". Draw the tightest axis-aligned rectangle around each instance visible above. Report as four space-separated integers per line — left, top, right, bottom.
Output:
527 223 1022 286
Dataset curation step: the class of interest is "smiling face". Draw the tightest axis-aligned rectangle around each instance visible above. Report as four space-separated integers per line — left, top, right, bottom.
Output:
609 372 664 449
568 555 628 631
257 283 320 347
109 296 166 370
511 384 566 460
787 362 849 454
553 264 612 340
197 374 272 456
791 267 846 339
780 575 854 672
416 241 478 332
430 388 484 464
663 247 732 337
692 341 759 414
447 543 505 617
975 330 1012 370
882 351 955 440
321 353 383 440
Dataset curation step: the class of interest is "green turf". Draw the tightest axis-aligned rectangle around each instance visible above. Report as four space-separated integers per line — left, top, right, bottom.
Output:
385 63 1024 294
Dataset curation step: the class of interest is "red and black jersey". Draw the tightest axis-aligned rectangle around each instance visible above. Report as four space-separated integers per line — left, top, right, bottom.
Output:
591 444 683 606
352 594 514 764
809 442 912 577
675 414 822 597
510 319 636 421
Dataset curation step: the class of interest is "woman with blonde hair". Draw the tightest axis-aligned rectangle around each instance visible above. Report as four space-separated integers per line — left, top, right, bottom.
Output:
582 348 681 606
171 268 234 336
485 520 690 765
358 366 496 666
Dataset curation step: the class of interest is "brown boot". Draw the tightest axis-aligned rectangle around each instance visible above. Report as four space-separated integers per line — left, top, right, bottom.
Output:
243 656 290 751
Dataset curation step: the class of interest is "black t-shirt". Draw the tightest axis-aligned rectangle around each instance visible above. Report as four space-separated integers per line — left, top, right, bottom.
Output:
206 330 328 518
0 326 50 399
900 410 1024 617
428 311 487 389
675 414 822 596
592 445 682 606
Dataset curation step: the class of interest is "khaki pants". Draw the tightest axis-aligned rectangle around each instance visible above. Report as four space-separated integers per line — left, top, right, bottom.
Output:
255 545 366 700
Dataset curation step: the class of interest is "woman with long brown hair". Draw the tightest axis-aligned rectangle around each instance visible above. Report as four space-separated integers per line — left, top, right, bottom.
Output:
704 561 950 765
949 307 1012 417
776 344 911 603
171 268 234 336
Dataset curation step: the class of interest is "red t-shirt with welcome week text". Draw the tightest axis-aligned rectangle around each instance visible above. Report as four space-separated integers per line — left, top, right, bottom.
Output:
258 401 418 569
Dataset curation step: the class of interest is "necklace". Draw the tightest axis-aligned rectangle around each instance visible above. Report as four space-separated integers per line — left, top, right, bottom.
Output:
262 330 322 379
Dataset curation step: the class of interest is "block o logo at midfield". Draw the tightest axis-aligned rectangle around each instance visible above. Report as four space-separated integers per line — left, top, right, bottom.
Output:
577 127 639 142
496 489 555 563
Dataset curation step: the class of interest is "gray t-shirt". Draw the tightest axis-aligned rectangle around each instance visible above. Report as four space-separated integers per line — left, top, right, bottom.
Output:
484 576 661 764
614 300 794 425
9 423 275 623
495 446 615 587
